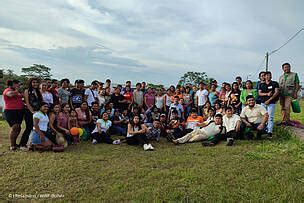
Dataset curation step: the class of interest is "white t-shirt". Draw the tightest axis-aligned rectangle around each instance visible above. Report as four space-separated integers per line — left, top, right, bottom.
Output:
196 89 209 106
33 111 49 131
127 126 139 138
155 95 164 109
223 114 241 132
85 88 98 106
201 122 221 137
42 91 53 105
92 119 112 134
165 94 172 107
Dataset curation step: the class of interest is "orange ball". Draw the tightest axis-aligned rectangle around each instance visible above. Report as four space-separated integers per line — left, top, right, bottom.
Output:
70 127 79 137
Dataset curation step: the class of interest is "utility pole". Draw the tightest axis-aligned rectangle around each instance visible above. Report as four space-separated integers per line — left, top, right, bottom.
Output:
265 52 269 71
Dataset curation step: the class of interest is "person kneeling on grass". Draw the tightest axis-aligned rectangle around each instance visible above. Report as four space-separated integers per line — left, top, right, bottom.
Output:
240 95 269 140
172 113 223 145
28 102 53 151
91 112 120 145
126 115 154 151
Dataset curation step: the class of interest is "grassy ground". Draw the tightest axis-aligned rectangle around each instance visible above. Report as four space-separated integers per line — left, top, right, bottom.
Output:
0 101 303 201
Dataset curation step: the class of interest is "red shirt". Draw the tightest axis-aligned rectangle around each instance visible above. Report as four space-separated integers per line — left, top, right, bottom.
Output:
124 92 133 102
3 88 24 110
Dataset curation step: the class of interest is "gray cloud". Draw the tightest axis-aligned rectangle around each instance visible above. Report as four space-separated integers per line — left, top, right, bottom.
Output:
0 0 303 85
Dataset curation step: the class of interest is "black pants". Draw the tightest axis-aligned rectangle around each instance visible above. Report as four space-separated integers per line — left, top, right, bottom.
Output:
92 132 113 144
244 123 265 139
126 133 148 146
212 130 241 145
19 109 33 147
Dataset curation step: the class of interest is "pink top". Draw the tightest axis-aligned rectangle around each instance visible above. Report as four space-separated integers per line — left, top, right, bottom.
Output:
57 112 69 129
144 93 155 108
3 88 24 110
76 108 90 121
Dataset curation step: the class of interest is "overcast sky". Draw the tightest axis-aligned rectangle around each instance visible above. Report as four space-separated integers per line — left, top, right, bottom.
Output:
0 0 303 86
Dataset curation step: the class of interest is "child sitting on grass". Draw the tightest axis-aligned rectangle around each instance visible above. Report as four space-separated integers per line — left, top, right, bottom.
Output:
147 119 162 142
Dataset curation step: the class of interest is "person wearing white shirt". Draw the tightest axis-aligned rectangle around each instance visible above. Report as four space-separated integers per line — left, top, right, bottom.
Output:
222 106 242 145
28 102 53 149
196 82 209 116
85 80 99 107
240 95 269 140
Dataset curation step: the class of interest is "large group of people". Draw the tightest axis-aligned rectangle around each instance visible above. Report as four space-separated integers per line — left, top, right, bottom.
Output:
2 62 301 151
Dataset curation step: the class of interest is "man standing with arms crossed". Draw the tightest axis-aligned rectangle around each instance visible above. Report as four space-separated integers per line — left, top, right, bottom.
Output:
279 63 301 125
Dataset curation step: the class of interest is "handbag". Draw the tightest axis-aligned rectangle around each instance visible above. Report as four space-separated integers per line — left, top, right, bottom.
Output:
291 99 301 113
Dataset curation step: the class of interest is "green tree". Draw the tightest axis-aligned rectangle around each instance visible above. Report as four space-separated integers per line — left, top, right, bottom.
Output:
147 83 164 90
178 71 214 86
0 69 28 94
21 64 52 79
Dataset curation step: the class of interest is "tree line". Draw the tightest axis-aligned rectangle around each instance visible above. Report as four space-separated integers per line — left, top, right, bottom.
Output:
0 64 213 94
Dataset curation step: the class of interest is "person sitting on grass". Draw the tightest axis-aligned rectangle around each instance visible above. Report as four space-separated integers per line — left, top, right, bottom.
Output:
173 113 223 145
76 101 93 139
68 109 80 144
91 112 120 145
204 107 215 125
110 109 127 137
166 109 184 141
126 115 154 151
28 102 53 150
147 119 162 142
221 106 242 146
240 95 269 140
184 109 204 134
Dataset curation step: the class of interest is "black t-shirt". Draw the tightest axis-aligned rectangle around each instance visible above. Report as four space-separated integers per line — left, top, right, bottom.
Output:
259 81 279 104
110 94 125 110
70 88 85 108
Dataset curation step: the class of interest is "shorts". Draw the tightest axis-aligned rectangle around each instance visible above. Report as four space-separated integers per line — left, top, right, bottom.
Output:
29 130 49 144
4 109 24 127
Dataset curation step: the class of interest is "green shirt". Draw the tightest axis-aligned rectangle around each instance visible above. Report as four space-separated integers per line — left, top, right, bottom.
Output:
240 89 258 104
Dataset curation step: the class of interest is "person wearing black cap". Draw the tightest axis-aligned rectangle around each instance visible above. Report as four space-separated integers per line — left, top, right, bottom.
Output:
69 79 85 109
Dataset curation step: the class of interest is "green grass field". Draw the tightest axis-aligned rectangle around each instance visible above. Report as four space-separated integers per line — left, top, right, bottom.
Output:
0 101 304 201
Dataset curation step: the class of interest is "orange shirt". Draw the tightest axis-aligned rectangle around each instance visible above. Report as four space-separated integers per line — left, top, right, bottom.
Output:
186 116 204 129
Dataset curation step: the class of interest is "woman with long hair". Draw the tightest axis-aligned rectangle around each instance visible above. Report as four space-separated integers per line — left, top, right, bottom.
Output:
28 102 53 150
22 77 42 148
3 80 24 150
126 115 154 151
75 101 92 137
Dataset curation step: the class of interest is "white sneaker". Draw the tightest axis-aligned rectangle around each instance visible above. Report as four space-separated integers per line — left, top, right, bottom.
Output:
148 144 154 150
143 144 149 151
112 140 121 145
19 146 28 151
92 139 97 145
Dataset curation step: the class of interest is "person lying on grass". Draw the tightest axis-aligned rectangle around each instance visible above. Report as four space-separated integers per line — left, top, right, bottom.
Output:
172 113 223 145
28 102 53 151
240 95 269 139
126 115 154 151
203 106 241 147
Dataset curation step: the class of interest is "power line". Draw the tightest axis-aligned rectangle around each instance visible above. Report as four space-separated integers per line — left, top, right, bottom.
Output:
248 56 266 80
269 27 304 55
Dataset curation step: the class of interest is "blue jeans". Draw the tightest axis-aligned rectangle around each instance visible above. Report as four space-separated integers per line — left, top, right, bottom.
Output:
261 103 275 133
112 125 127 136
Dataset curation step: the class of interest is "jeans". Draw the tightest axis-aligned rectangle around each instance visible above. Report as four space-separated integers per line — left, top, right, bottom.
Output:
111 125 127 136
261 103 275 133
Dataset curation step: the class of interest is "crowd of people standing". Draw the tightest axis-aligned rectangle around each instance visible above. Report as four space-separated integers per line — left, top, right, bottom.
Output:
2 62 301 151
